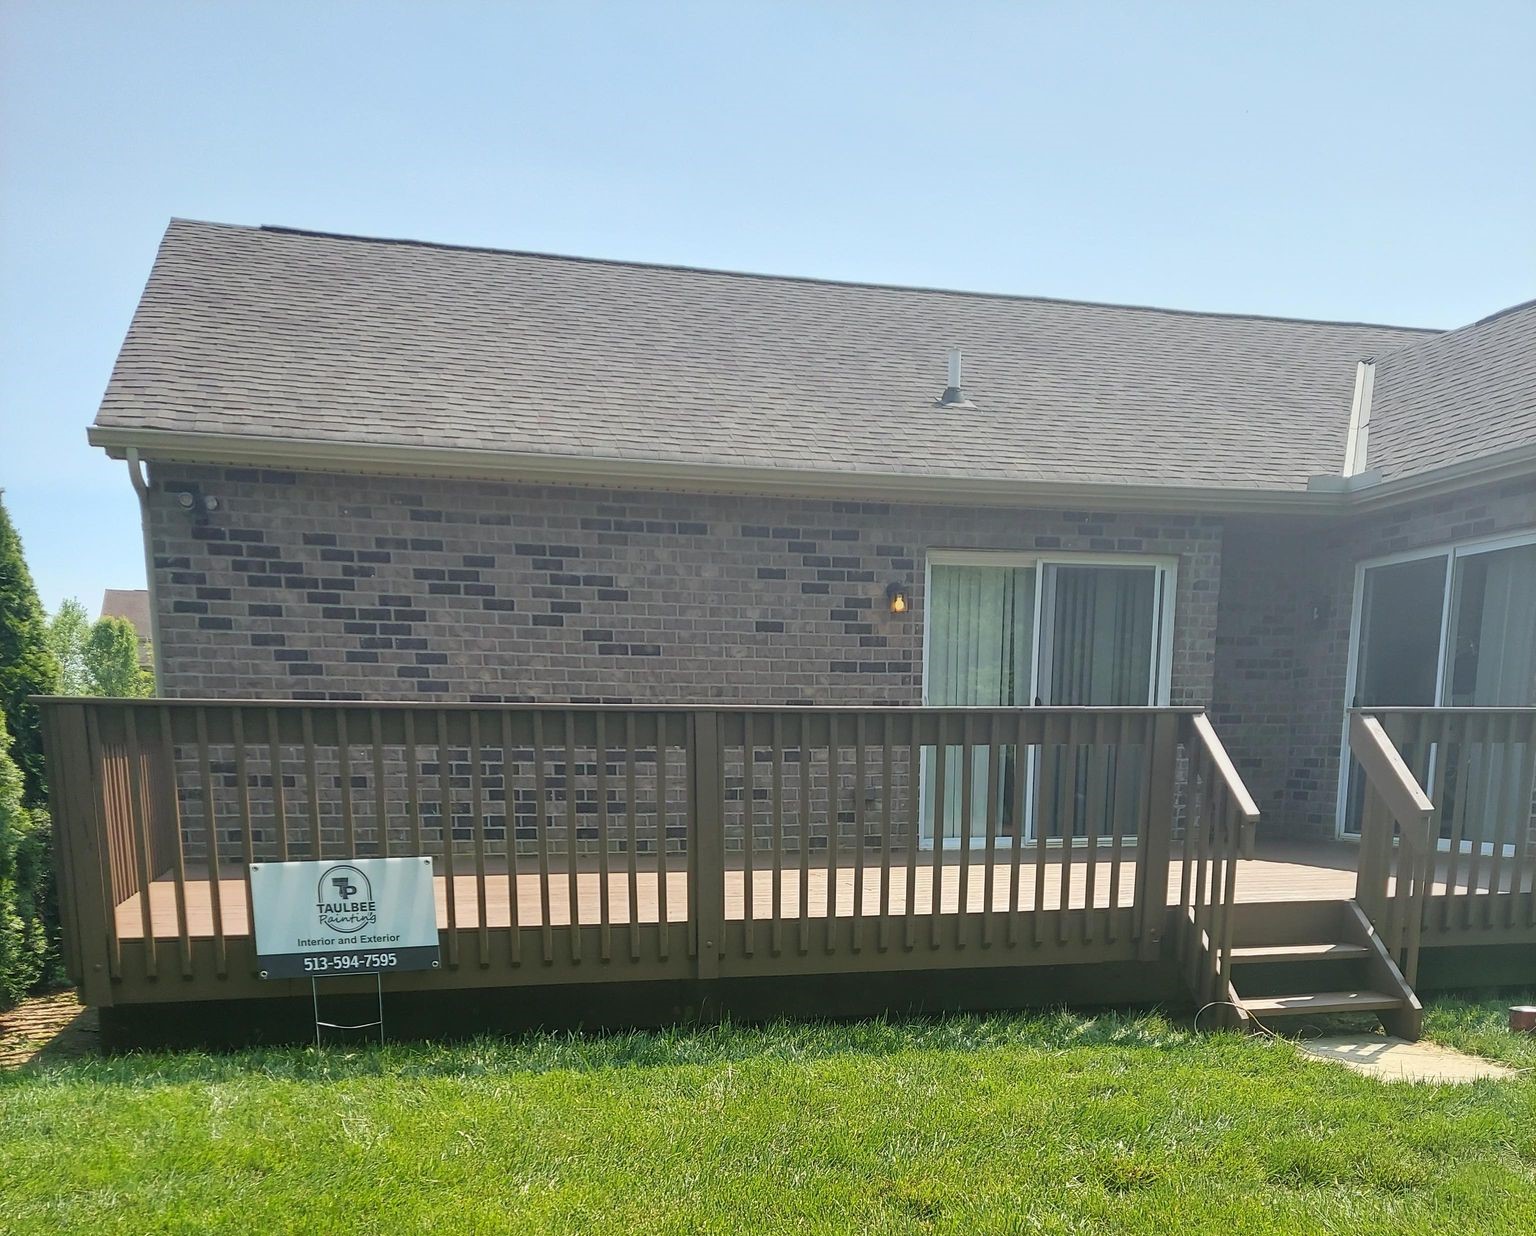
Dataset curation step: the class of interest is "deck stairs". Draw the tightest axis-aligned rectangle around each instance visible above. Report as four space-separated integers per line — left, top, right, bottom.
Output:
1224 900 1422 1040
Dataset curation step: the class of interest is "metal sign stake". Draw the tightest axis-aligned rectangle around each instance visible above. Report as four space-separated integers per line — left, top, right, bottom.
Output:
310 972 386 1049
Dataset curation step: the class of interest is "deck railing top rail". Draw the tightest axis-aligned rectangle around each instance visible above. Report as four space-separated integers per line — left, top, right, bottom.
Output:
1354 706 1536 716
34 697 1206 716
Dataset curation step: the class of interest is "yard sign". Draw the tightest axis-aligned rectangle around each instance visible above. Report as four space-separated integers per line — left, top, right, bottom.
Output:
250 856 440 979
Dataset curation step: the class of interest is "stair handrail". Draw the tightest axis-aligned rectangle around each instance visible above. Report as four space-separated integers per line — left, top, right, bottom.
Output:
1348 711 1436 985
1182 714 1262 1020
1192 713 1261 860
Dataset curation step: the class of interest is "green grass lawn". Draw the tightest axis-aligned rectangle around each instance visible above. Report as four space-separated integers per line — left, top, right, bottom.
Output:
3 996 1536 1234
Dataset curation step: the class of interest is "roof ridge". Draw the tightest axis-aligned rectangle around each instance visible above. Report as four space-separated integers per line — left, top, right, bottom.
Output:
1366 295 1536 366
174 218 1447 336
1461 295 1536 330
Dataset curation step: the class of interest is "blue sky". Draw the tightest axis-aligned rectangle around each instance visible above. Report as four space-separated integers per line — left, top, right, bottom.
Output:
2 1 1533 613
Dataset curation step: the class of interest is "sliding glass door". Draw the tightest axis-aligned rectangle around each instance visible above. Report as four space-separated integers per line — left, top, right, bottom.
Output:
921 552 1174 846
1341 532 1536 838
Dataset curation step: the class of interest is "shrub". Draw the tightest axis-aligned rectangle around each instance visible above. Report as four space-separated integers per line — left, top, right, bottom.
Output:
83 616 154 697
0 710 55 1007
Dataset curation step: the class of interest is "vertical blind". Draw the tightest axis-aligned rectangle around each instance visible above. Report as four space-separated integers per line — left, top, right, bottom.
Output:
1046 565 1158 706
923 565 1035 842
1443 542 1536 846
926 565 1035 708
1447 542 1536 708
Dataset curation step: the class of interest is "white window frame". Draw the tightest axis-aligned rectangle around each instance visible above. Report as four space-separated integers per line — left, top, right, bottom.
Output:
1336 525 1536 841
918 548 1179 848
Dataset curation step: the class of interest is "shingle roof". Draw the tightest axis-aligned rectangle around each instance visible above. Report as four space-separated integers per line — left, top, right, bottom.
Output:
1366 299 1536 483
99 587 151 632
94 220 1448 495
99 588 152 665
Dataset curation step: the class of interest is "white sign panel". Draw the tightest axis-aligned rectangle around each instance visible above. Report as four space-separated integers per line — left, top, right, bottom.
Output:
250 857 440 979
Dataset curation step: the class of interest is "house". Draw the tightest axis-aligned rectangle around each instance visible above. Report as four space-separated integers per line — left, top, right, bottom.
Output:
41 219 1536 1043
99 588 153 666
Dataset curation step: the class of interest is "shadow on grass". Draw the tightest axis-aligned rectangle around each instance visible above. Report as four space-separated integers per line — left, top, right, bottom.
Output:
1 1002 1251 1088
7 988 1534 1090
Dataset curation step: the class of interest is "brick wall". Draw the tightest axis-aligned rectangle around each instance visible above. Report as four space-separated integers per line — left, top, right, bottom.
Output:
1212 478 1536 839
145 464 1224 710
1209 519 1312 825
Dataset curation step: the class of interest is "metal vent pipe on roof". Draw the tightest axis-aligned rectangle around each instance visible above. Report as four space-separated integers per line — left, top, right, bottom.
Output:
938 347 972 407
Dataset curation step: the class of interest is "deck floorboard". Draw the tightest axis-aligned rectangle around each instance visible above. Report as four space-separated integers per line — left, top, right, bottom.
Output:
113 839 1376 939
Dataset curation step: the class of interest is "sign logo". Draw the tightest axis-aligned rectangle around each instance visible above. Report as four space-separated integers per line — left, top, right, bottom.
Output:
316 864 377 934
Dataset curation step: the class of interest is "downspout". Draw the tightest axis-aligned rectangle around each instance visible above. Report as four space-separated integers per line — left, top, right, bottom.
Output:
124 448 165 695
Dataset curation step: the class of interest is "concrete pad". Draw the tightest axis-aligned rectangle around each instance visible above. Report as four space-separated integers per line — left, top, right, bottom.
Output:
1297 1033 1520 1084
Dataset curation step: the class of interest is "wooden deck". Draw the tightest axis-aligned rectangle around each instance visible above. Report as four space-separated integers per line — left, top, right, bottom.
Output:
113 840 1365 940
48 699 1536 1031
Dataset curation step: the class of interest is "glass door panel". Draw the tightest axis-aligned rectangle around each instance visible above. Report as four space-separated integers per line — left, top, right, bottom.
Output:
921 563 1035 845
1040 565 1160 706
1038 564 1160 844
1343 554 1448 835
1445 543 1536 707
1439 542 1536 847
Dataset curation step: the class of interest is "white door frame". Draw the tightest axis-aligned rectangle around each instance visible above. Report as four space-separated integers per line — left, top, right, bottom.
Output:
919 549 1178 848
1335 525 1536 839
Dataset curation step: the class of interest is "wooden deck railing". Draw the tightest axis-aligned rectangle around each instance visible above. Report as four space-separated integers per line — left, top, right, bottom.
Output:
1350 711 1440 985
1362 708 1536 940
38 699 1255 1008
1178 714 1260 1019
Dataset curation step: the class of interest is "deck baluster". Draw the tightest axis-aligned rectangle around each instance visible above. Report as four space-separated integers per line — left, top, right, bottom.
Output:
532 711 554 962
437 710 460 969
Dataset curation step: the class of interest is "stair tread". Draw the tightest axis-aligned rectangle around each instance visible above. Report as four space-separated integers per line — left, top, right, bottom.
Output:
1231 943 1371 962
1240 990 1403 1016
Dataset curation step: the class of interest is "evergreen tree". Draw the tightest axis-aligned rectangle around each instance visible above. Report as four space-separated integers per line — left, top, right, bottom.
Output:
0 709 51 1006
0 495 59 806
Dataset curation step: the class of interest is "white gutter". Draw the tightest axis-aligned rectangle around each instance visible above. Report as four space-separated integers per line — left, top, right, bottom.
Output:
89 423 1536 520
86 425 1327 515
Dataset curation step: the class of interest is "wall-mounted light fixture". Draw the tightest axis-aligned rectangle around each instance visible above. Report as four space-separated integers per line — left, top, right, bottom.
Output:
885 581 911 615
170 487 219 524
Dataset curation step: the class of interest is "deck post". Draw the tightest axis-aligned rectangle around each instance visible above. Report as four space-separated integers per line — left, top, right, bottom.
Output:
690 710 724 980
1136 710 1180 960
41 702 116 1007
